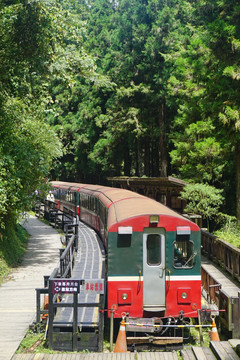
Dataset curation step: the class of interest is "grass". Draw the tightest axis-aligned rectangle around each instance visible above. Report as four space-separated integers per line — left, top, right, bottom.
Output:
214 221 240 248
17 329 46 353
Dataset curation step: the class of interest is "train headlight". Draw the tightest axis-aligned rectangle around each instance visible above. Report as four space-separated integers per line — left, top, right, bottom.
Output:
122 293 128 300
181 292 188 300
177 288 191 304
118 289 132 305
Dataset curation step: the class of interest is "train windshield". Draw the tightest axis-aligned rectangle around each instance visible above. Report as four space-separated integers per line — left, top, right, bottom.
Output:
173 236 195 268
147 234 161 265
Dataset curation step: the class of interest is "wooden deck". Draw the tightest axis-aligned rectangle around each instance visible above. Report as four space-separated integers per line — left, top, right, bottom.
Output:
10 340 240 360
12 352 178 360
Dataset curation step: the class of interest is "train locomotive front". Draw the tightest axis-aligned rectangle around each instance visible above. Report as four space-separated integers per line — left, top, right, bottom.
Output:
51 181 201 332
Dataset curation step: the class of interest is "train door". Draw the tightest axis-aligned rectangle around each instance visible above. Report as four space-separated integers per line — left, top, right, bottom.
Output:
143 228 166 311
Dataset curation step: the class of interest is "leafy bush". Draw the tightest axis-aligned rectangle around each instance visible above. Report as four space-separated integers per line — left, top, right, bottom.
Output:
214 218 240 248
180 183 224 229
0 222 29 283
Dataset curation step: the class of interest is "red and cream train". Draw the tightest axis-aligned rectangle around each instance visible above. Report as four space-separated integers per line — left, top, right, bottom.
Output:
51 181 201 328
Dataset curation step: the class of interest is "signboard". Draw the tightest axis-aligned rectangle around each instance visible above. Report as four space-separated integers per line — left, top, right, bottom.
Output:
51 279 104 294
81 279 104 294
52 279 82 294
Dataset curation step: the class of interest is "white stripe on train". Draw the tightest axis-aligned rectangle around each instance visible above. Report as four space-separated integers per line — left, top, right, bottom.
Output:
108 275 201 281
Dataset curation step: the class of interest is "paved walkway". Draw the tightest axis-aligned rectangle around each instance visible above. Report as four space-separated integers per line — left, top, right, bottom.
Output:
0 215 61 360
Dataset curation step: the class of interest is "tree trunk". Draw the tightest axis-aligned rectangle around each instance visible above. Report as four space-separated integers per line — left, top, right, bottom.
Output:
124 144 131 176
159 99 168 177
144 136 150 177
135 138 140 176
236 143 240 223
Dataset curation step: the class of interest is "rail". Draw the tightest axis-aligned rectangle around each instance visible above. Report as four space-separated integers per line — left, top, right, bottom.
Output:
60 233 78 278
201 229 240 282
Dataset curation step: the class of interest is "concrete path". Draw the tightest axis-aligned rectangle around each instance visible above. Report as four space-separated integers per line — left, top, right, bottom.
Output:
0 215 61 360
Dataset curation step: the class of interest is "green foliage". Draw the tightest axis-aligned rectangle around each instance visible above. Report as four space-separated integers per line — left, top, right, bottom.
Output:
0 97 62 228
170 120 226 183
1 0 240 225
0 223 29 283
180 183 224 228
16 325 48 354
215 219 240 248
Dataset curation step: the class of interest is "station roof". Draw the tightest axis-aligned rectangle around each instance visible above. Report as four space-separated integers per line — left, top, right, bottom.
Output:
107 176 186 188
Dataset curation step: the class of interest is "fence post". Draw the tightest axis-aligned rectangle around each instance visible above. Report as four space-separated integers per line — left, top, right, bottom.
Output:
98 294 105 352
48 280 54 350
36 289 41 323
73 293 78 351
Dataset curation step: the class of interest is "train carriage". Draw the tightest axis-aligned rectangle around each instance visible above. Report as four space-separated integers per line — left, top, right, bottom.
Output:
51 181 201 327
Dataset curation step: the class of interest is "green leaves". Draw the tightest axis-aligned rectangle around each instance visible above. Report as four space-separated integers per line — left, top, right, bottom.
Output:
0 0 66 228
180 183 224 228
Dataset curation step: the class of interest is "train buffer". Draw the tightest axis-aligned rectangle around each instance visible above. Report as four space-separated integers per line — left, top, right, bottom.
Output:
36 221 105 352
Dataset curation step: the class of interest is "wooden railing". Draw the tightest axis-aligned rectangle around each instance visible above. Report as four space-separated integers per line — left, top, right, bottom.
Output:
201 229 240 282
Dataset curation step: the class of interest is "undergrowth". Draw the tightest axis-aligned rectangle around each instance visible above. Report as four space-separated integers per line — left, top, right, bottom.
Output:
0 221 29 284
214 220 240 248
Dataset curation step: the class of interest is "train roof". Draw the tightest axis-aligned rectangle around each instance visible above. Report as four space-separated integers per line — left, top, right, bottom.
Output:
51 181 199 231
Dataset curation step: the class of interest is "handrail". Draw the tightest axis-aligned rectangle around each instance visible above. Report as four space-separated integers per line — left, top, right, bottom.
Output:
60 234 76 278
201 229 240 282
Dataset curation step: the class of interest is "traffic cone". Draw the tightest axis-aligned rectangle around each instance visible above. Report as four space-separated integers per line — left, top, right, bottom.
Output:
210 317 220 341
114 319 127 352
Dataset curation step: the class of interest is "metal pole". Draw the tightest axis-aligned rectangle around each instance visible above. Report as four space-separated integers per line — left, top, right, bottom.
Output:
73 293 78 351
98 295 104 352
198 309 203 346
36 289 41 323
110 307 114 352
48 281 54 350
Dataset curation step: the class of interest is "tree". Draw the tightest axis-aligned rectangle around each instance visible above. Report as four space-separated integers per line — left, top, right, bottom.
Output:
0 0 66 229
168 0 240 220
180 183 224 230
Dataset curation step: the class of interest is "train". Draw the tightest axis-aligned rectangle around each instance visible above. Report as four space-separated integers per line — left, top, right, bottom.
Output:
50 181 201 331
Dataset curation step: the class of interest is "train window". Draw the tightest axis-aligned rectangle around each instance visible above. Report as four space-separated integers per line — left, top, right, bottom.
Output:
52 188 59 199
60 190 66 201
80 193 88 208
66 191 71 202
147 234 161 265
173 238 194 268
117 234 131 248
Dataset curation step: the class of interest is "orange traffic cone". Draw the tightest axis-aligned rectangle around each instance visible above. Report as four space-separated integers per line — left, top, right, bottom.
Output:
210 317 220 341
114 319 127 352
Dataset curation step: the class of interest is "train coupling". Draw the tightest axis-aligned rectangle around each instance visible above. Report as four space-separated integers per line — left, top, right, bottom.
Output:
125 316 163 333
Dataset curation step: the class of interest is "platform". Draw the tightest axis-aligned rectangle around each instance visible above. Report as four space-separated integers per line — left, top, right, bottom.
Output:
201 256 240 298
0 215 61 360
201 255 240 338
50 222 106 351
